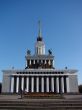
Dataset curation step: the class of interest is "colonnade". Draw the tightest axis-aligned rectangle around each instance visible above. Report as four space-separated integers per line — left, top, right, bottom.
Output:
10 76 70 93
27 59 54 67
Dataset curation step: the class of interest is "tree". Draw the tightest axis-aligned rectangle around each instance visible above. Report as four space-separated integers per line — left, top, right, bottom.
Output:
0 83 2 93
78 85 82 93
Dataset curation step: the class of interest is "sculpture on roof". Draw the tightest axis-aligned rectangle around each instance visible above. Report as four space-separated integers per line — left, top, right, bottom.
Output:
48 49 52 55
27 49 31 55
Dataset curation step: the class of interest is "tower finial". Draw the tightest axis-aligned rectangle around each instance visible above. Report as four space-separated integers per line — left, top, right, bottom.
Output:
38 20 41 37
37 20 42 41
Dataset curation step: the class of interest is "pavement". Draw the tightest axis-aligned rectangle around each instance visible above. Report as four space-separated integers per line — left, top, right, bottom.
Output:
64 94 82 100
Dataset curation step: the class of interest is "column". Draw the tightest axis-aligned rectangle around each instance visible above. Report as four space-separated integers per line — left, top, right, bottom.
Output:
36 76 39 92
33 60 35 64
16 77 19 93
30 60 31 65
56 77 59 93
61 77 64 93
41 60 43 63
66 76 70 93
48 60 51 65
10 76 14 93
46 77 49 92
53 60 54 67
26 77 29 92
25 60 27 68
45 60 46 64
51 77 54 92
31 77 34 92
21 77 24 91
41 77 44 92
51 60 53 67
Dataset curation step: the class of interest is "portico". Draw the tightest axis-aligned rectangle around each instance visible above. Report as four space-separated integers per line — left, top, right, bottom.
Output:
10 72 71 93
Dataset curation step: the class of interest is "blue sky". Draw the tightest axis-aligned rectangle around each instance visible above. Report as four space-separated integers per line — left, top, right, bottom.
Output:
0 0 82 84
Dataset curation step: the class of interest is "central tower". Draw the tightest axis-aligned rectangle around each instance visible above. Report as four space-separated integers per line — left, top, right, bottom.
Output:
25 21 54 69
35 21 45 55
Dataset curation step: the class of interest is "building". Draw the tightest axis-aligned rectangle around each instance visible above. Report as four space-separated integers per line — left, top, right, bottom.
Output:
2 22 78 93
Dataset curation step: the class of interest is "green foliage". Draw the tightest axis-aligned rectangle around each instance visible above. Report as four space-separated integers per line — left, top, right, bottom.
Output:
78 85 82 93
0 83 2 93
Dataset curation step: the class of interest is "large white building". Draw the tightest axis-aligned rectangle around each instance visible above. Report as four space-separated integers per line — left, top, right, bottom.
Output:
2 22 78 93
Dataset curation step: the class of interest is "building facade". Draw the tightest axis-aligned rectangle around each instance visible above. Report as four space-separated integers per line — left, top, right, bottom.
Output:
2 22 78 93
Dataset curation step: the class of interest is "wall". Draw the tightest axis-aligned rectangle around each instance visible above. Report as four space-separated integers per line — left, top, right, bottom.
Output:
69 75 78 93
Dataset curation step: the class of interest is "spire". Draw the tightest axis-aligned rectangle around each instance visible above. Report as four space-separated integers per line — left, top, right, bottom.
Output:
37 20 43 41
38 20 41 37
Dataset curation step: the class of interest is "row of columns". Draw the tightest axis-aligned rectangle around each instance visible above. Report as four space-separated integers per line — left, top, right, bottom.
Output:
10 76 70 93
27 59 54 65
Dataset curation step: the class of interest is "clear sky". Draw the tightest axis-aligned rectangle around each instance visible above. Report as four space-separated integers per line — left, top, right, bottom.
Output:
0 0 82 84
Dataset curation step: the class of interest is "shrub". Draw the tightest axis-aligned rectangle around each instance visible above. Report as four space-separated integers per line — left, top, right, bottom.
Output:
78 85 82 93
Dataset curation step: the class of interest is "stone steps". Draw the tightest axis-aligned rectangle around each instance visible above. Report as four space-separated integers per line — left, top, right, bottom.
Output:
0 106 82 110
0 100 82 110
0 102 82 105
